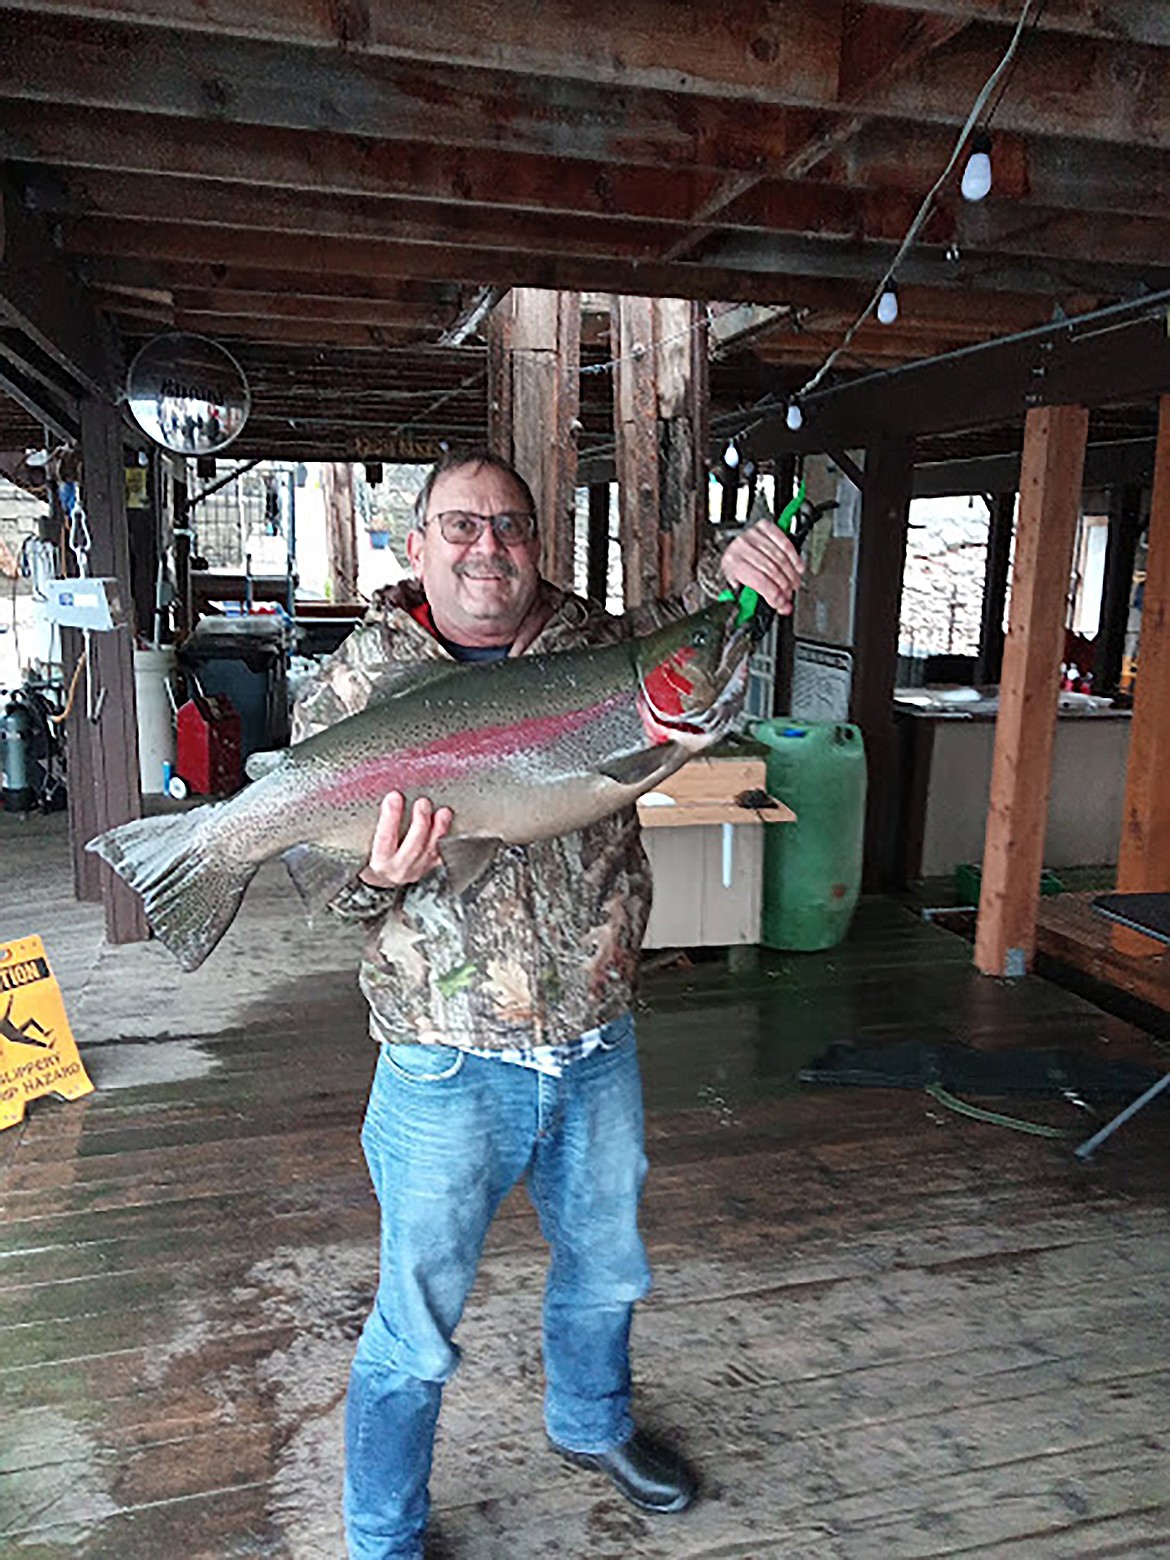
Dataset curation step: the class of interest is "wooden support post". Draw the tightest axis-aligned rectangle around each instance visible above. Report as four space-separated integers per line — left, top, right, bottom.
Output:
976 491 1015 686
488 288 580 589
323 462 359 603
851 435 914 890
1113 395 1170 957
63 624 102 902
486 297 513 462
655 296 708 599
611 295 706 607
1096 483 1143 695
587 482 610 604
975 405 1088 978
612 295 658 608
70 396 149 945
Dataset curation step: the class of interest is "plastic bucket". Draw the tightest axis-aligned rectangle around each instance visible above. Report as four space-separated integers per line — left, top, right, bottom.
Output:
134 646 178 793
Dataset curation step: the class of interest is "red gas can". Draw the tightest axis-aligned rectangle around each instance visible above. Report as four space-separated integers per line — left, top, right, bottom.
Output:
176 694 243 796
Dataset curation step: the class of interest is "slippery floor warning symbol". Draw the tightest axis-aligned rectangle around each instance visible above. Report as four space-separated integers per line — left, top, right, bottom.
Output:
0 934 93 1131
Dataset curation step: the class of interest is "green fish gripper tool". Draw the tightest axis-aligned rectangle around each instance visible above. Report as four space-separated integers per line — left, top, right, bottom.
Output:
718 480 807 627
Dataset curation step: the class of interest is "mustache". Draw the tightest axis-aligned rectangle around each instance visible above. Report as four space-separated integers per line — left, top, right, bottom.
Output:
454 559 518 581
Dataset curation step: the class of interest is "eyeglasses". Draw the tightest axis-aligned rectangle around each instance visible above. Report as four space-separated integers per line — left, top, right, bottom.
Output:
427 510 537 546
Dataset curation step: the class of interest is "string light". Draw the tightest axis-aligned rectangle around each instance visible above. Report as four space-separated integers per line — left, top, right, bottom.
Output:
785 400 804 431
723 441 740 470
876 285 900 326
961 129 994 201
786 0 1037 408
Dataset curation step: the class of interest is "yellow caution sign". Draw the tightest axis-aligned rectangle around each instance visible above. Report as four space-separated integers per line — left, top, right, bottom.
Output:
0 935 93 1132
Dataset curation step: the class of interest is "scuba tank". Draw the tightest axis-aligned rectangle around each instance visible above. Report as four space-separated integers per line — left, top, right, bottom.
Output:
1 693 37 812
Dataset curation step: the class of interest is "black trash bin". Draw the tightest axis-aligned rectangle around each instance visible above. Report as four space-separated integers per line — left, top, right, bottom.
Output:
179 616 291 760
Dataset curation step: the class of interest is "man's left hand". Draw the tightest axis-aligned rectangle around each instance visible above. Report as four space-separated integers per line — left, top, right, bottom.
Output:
719 518 805 614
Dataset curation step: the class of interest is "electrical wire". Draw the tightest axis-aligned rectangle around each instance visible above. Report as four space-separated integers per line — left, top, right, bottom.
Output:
581 308 714 377
983 0 1049 131
795 0 1039 404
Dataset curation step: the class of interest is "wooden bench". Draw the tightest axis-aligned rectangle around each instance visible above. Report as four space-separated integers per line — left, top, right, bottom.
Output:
1075 892 1170 1160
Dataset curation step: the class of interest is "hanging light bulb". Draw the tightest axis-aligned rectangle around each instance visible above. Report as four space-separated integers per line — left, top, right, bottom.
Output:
876 284 899 326
961 128 993 202
785 399 804 431
723 441 740 470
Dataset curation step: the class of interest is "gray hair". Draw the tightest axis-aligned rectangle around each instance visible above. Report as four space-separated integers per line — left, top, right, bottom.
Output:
412 447 538 532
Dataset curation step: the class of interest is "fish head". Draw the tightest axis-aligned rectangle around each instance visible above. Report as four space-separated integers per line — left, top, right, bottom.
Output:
634 601 751 748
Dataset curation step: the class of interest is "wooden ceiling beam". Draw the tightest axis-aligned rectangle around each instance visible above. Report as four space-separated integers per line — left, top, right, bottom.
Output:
0 105 727 228
1 0 845 102
31 171 687 263
10 0 1167 79
85 257 1064 336
825 121 1170 222
662 6 966 262
20 162 941 252
68 215 1160 309
84 259 468 309
0 178 117 398
954 202 1170 271
836 6 969 102
1 10 1167 157
169 290 458 327
0 13 812 174
169 315 439 348
696 228 1166 301
860 0 1170 47
861 21 1170 149
94 287 458 335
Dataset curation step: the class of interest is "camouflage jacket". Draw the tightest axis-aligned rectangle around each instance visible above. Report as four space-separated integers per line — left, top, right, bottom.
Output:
292 564 724 1050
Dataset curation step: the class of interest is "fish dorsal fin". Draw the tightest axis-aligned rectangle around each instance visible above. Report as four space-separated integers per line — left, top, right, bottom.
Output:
596 744 683 789
282 842 366 913
245 749 289 781
439 836 505 895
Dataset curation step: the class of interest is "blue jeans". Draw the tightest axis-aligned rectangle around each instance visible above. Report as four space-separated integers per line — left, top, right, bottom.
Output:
344 1015 651 1560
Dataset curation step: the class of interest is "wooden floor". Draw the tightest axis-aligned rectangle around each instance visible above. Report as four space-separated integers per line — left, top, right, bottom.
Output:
2 813 1170 1559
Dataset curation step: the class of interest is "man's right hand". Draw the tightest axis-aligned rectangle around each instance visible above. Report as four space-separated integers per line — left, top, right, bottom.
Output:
359 791 453 888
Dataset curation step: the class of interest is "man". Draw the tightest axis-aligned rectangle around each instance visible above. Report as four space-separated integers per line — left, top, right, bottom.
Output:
294 450 803 1560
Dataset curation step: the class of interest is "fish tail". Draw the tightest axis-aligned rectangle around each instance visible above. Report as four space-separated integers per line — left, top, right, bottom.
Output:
86 808 257 971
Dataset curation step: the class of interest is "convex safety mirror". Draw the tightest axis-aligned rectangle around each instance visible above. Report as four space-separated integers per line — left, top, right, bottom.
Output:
126 333 251 455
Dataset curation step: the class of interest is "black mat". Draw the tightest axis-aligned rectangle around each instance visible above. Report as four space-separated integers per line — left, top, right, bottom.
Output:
799 1040 1166 1104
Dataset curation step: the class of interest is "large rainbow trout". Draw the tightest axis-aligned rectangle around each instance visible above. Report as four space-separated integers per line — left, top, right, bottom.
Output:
87 601 749 970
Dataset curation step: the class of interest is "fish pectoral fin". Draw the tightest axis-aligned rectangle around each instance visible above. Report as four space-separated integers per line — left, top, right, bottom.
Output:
282 843 367 914
596 744 684 789
438 836 505 896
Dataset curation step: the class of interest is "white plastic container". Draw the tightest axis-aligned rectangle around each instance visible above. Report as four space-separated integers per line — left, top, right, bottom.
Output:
134 646 178 793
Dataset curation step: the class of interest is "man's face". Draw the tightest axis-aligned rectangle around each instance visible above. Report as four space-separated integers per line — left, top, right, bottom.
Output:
406 462 541 647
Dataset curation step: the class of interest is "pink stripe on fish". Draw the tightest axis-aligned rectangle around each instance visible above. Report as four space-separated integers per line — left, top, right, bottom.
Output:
310 688 631 810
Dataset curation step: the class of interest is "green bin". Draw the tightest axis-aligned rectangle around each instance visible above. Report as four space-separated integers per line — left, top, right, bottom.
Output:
751 720 867 951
